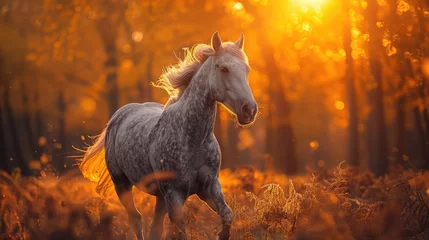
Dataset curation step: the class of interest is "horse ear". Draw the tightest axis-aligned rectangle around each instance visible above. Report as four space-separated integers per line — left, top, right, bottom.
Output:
211 31 222 52
234 33 244 50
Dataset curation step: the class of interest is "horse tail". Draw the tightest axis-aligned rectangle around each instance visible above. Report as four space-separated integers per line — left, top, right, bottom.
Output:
78 128 113 196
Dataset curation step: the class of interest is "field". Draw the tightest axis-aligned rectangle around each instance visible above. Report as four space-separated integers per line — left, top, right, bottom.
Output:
2 164 429 240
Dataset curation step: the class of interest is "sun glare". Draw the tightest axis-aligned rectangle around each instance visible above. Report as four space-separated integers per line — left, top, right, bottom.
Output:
335 100 345 110
233 2 244 10
293 0 326 7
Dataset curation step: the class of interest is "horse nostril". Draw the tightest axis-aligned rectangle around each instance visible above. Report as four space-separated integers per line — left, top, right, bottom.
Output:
242 104 251 116
250 106 256 116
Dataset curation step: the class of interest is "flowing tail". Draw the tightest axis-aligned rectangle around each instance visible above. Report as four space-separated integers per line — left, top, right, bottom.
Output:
77 128 113 196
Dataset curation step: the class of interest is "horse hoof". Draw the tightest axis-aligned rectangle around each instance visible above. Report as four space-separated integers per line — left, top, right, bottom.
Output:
166 237 186 240
165 234 187 240
218 232 230 240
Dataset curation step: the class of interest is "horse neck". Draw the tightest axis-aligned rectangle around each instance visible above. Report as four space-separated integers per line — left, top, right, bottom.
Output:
176 63 217 138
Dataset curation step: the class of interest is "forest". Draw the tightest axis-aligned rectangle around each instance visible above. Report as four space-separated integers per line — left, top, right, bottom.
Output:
1 0 429 239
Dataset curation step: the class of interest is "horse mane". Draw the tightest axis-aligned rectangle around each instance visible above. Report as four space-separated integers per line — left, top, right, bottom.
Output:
154 42 249 99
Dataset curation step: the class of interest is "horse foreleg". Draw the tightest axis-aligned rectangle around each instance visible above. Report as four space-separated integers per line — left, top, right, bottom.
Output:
197 178 232 240
164 190 187 240
115 184 143 240
149 196 167 239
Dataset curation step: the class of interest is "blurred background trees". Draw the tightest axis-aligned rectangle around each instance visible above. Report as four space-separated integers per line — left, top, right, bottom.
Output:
0 0 428 177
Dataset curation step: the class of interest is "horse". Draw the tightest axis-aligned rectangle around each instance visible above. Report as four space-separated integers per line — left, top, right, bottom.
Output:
78 32 258 240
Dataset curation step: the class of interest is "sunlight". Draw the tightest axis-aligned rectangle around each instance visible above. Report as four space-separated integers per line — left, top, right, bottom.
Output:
292 0 326 7
80 97 96 115
302 22 312 31
309 140 319 150
132 31 143 42
422 58 429 78
335 100 345 110
233 2 244 10
38 136 47 147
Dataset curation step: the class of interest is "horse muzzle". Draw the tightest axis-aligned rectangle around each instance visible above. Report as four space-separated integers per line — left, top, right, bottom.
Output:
237 102 257 125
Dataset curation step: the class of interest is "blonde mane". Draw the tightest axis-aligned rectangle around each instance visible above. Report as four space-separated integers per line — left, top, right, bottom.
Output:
154 42 249 99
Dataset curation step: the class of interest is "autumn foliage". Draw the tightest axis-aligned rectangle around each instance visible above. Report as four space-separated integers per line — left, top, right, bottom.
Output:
1 164 429 239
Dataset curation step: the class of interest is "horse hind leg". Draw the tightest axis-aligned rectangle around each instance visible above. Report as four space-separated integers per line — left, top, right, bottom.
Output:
111 171 143 240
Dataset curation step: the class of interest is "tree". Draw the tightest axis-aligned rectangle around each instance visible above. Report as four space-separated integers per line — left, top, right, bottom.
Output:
0 56 9 172
0 10 33 175
262 39 297 174
242 0 298 174
20 80 39 161
344 0 360 167
55 90 67 171
384 0 429 168
366 0 388 176
387 0 412 166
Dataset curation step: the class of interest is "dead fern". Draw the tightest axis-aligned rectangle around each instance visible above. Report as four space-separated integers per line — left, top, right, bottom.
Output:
324 161 349 198
388 177 429 236
3 166 429 239
246 181 303 236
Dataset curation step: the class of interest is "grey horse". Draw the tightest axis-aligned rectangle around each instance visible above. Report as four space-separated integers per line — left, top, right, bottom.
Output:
79 32 257 240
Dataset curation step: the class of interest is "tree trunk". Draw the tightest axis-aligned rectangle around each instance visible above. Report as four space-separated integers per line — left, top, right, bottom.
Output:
415 72 429 168
138 53 154 103
4 84 31 176
394 58 408 165
261 37 297 174
0 101 9 172
414 107 429 168
145 53 153 102
0 57 8 172
55 91 66 172
344 0 359 167
265 99 274 171
388 0 408 166
395 88 406 165
277 120 297 174
34 90 43 160
416 0 429 168
266 72 297 174
20 81 38 160
404 55 429 167
137 80 144 102
367 0 388 176
96 5 122 118
104 43 118 117
240 1 297 173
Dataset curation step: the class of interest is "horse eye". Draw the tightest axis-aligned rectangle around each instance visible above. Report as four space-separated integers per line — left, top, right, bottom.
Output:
220 66 229 73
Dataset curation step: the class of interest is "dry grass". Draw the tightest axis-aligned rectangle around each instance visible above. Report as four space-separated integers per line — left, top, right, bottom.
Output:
2 164 429 239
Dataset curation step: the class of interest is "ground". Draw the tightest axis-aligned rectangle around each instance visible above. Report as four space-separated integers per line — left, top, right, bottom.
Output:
1 164 429 240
